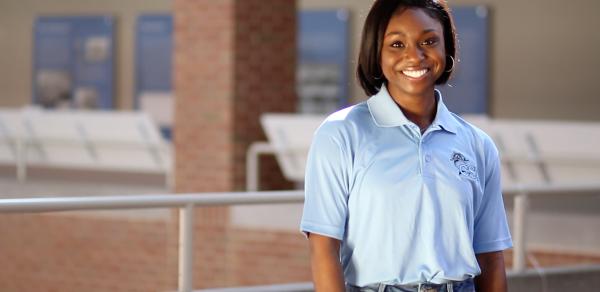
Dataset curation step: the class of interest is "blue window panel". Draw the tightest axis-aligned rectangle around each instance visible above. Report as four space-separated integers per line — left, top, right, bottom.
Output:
437 6 489 114
298 10 350 114
135 14 173 108
33 16 114 109
71 16 114 109
34 19 72 69
134 14 174 140
33 18 73 107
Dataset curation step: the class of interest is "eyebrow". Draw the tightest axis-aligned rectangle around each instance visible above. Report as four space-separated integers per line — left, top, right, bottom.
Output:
385 28 438 37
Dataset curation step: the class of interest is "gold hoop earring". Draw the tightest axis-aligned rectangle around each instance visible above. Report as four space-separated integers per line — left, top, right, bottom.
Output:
445 55 455 73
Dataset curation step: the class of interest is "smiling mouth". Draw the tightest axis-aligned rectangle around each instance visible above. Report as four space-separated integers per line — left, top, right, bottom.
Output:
402 69 429 78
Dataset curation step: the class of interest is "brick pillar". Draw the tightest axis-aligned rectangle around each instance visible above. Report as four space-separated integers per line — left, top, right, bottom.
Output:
173 0 297 288
232 0 298 191
174 0 296 193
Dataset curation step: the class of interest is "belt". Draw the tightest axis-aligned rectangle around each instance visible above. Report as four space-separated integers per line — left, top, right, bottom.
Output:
346 278 472 292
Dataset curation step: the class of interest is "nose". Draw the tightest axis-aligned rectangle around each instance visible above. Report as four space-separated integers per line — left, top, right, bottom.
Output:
404 44 425 63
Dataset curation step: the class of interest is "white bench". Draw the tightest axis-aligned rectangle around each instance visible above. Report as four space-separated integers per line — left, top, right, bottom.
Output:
252 113 600 188
461 115 600 185
249 113 600 271
0 107 172 187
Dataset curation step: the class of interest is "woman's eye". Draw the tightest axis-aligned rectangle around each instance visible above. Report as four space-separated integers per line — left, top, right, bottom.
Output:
391 41 404 48
422 38 439 46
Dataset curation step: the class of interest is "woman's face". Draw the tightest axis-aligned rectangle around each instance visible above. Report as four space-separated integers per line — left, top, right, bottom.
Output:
380 7 446 100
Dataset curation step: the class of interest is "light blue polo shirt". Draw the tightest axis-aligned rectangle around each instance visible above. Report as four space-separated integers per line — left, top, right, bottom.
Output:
300 85 512 287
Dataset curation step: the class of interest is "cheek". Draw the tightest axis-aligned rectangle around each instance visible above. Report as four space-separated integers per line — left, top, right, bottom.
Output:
380 52 397 73
435 59 445 75
432 50 447 76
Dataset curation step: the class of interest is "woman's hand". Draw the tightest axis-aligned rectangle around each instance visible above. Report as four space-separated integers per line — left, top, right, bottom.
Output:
308 233 346 292
475 250 508 292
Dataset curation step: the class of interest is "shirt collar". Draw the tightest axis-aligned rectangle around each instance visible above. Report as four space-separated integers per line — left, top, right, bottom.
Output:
367 84 458 134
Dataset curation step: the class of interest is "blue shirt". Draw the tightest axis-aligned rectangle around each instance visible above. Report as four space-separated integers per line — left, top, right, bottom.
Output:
300 85 512 286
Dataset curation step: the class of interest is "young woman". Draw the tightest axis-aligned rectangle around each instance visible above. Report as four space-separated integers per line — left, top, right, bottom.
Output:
300 1 512 291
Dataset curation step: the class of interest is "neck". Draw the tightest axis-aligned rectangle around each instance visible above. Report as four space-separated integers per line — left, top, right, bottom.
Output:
389 90 437 133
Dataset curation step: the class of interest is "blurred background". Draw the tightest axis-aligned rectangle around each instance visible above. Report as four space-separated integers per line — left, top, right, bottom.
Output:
0 0 599 291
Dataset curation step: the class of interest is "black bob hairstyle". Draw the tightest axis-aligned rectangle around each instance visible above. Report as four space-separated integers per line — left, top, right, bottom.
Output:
357 0 457 97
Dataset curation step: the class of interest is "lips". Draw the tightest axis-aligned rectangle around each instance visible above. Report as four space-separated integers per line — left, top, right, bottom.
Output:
402 68 429 78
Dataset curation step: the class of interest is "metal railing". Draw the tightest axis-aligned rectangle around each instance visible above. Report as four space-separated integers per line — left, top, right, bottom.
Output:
245 143 600 272
1 184 599 290
0 190 304 292
502 182 600 271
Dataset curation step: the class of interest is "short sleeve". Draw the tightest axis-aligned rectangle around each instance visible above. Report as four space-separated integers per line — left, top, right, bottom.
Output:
473 140 513 253
300 125 351 240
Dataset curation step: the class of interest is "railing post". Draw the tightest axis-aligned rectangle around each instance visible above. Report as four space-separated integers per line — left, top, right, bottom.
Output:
513 191 529 272
178 204 195 292
246 142 275 192
246 144 260 192
16 138 26 183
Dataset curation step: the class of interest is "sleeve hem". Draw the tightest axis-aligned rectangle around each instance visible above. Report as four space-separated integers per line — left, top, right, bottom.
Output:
474 237 513 254
300 221 344 241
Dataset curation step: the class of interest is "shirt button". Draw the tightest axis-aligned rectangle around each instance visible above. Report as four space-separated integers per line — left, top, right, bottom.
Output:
425 154 432 163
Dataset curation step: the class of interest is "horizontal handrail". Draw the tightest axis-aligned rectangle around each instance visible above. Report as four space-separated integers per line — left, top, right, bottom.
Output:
501 153 600 164
1 183 599 213
1 185 598 289
20 138 168 149
503 182 600 195
0 189 305 292
0 190 305 213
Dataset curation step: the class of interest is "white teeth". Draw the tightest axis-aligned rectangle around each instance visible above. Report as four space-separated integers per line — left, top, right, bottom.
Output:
402 69 428 78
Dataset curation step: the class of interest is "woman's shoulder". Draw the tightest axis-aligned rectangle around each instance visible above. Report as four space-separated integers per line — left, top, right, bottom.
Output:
449 113 499 154
315 102 371 137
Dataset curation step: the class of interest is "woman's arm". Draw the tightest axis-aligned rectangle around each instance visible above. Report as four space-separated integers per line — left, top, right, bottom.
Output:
308 233 345 292
474 250 508 292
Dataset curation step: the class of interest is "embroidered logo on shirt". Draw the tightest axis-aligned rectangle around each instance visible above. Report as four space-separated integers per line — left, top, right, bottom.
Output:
450 152 478 181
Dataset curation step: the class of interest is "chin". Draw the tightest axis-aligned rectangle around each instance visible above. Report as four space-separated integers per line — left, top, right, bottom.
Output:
389 82 435 98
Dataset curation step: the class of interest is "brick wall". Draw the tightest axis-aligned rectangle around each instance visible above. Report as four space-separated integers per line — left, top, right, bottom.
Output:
3 212 600 291
0 213 176 292
172 0 303 289
173 0 296 194
226 228 311 286
0 213 311 291
232 0 297 191
3 1 310 291
173 0 236 194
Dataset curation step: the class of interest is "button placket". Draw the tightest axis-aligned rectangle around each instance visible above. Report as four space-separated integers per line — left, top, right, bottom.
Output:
425 154 432 163
418 139 423 175
420 138 434 177
404 124 424 175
